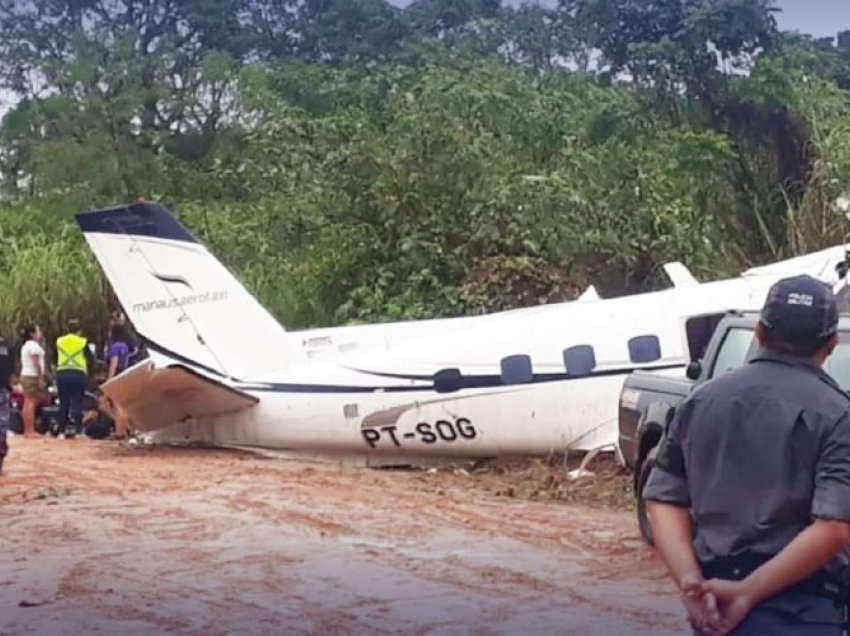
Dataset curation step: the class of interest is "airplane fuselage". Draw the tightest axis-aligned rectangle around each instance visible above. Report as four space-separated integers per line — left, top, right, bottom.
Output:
144 270 798 462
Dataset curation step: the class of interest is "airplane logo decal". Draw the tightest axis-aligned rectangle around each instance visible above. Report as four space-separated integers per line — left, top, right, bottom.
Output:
132 272 228 314
152 272 193 290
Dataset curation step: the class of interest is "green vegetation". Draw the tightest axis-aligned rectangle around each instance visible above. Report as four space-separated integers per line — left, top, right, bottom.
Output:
0 0 849 342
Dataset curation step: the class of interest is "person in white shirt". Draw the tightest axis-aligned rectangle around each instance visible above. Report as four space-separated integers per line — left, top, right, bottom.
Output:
19 324 46 438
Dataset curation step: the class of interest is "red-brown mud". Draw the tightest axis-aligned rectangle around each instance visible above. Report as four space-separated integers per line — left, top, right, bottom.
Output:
0 437 685 635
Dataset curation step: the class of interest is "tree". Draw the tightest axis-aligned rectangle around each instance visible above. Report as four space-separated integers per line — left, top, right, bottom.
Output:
2 0 850 331
294 0 408 64
404 0 502 39
576 0 778 90
0 0 245 198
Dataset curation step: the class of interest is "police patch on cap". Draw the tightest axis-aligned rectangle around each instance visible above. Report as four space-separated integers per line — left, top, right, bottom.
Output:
786 292 814 306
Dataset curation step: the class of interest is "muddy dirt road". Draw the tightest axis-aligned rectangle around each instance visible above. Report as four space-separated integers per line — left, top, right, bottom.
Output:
0 437 684 635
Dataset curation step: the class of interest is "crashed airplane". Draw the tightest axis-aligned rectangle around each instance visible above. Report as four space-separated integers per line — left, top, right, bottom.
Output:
76 201 850 466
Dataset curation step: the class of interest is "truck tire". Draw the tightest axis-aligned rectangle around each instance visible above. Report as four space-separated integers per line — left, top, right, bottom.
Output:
636 445 658 546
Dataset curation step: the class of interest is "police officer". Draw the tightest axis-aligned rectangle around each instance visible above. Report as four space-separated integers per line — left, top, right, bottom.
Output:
643 274 850 635
55 318 95 437
0 331 13 474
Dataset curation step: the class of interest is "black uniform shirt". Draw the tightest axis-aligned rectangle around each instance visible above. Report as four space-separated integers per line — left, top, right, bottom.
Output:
0 334 13 388
644 348 850 569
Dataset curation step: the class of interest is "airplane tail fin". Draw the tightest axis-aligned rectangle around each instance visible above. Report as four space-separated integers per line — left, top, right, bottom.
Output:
76 201 293 380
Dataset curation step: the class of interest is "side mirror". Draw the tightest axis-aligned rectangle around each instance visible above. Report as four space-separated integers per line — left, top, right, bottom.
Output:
563 345 596 377
628 335 662 363
686 360 702 380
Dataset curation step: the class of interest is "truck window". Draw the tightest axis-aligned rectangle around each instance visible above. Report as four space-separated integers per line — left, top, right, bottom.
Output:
836 283 850 313
824 333 850 390
705 326 850 389
710 327 757 378
685 313 727 362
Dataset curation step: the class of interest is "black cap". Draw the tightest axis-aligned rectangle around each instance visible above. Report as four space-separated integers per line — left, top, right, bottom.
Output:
759 274 839 341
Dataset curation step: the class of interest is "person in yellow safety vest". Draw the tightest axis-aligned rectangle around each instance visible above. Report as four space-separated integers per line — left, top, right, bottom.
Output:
55 318 95 438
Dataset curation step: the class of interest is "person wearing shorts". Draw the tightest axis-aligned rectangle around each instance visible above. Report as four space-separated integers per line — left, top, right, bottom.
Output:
19 324 46 438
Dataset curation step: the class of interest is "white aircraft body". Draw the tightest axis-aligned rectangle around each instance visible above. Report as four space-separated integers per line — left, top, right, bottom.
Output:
76 202 850 466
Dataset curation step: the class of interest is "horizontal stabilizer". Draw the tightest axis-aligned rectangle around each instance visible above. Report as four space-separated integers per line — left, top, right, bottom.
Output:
663 262 699 288
103 360 258 433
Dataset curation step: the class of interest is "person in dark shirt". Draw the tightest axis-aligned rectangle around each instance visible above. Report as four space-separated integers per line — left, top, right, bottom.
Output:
0 332 13 474
109 308 139 363
106 325 131 379
644 274 850 635
104 324 132 438
55 318 96 437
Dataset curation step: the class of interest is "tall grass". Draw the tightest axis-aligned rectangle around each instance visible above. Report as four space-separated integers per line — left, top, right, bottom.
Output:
0 229 110 358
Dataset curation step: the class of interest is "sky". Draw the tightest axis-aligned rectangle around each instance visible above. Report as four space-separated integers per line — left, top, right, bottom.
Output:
770 0 850 37
0 1 847 119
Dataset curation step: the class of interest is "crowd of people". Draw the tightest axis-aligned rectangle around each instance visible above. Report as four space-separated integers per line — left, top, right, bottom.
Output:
0 309 141 474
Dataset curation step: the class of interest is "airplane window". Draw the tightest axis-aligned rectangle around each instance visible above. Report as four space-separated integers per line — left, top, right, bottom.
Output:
434 368 462 393
563 345 596 376
501 355 533 385
710 328 757 378
628 335 662 363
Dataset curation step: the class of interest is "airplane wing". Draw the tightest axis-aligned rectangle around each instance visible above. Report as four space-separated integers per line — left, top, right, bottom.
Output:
102 359 259 433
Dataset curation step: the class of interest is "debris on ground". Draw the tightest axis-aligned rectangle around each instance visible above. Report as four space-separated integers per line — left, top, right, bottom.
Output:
419 453 634 509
